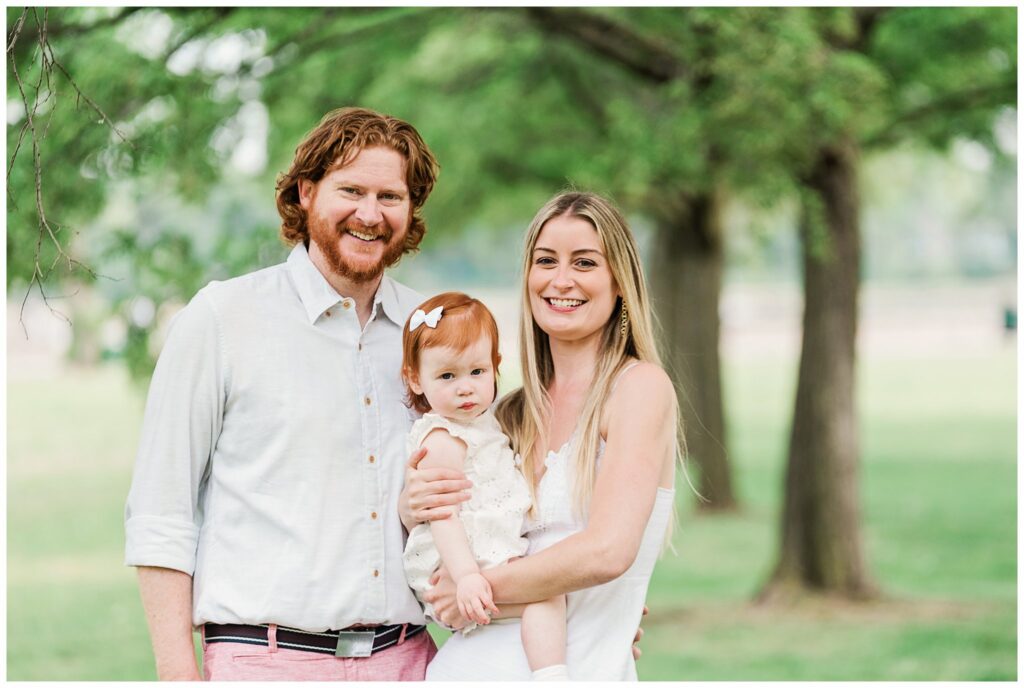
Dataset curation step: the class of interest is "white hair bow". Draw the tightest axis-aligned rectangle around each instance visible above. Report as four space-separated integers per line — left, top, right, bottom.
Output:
409 305 444 331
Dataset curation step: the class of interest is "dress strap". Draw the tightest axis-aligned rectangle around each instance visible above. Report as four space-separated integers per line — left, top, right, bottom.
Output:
610 360 642 393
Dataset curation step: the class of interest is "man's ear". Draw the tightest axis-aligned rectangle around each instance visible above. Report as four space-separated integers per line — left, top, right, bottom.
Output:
298 179 316 211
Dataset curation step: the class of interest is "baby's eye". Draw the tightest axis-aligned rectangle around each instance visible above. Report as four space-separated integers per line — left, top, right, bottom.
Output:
471 368 485 376
440 372 454 380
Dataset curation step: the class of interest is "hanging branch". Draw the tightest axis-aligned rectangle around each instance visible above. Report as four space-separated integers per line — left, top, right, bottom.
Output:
50 57 133 146
6 10 31 184
7 7 125 335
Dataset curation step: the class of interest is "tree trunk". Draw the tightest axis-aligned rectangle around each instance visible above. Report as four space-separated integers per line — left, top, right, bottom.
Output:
759 141 877 601
652 188 737 512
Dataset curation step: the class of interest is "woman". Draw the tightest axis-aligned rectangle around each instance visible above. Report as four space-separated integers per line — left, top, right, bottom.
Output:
403 191 679 680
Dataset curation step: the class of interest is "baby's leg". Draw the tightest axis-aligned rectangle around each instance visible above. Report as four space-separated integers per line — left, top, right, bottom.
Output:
521 594 567 680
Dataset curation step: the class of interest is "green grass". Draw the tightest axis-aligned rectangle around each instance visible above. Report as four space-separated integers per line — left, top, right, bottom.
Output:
638 345 1016 680
7 346 1016 680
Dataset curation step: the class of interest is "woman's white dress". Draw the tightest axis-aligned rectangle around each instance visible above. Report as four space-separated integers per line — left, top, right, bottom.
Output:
425 423 675 681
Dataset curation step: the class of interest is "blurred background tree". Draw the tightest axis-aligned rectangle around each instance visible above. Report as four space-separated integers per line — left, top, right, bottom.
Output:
6 2 1016 597
760 6 1015 601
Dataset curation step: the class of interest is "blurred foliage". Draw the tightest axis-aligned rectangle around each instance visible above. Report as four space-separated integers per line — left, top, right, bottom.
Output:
868 7 1017 150
5 6 1016 377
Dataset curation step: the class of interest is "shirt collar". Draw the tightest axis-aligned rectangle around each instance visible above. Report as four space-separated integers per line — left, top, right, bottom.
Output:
373 274 410 327
286 242 407 327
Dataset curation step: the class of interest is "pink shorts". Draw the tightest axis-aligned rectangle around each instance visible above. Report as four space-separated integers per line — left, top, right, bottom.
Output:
202 624 437 681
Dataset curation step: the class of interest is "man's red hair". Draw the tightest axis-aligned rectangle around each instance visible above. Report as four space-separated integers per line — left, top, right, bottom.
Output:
275 107 439 253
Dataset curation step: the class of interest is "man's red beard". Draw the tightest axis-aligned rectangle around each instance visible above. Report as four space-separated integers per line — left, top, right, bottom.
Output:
307 211 406 284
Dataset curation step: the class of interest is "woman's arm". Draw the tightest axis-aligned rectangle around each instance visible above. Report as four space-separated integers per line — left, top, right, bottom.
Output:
486 364 676 603
425 364 676 624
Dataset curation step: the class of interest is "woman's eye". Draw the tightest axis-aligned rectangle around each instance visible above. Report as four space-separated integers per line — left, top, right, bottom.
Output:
576 259 597 268
535 257 556 266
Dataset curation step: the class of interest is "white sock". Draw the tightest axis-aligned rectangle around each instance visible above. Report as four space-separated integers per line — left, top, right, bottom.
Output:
531 664 570 681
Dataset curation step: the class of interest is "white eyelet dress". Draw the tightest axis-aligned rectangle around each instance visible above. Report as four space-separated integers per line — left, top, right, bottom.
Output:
426 368 676 680
403 410 532 632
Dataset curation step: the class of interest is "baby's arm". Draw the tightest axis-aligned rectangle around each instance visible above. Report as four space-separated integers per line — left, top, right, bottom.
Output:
521 595 566 672
420 428 499 626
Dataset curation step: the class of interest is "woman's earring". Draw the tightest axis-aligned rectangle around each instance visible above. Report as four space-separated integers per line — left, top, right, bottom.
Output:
620 301 629 337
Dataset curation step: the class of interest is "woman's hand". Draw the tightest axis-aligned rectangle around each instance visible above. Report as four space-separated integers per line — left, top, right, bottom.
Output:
424 566 470 630
456 572 499 625
399 447 473 531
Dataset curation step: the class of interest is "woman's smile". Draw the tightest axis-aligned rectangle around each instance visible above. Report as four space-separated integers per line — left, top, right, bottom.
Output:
545 297 588 312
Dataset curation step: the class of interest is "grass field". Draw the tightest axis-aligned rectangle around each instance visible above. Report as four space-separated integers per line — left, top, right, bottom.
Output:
6 342 1016 680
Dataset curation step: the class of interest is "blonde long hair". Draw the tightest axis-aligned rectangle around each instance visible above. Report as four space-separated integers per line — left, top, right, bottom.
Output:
496 191 684 518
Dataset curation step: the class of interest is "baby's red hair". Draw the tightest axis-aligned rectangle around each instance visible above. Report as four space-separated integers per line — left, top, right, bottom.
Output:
401 292 502 414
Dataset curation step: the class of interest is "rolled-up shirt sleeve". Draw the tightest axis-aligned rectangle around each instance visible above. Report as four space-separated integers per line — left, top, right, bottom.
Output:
124 290 225 575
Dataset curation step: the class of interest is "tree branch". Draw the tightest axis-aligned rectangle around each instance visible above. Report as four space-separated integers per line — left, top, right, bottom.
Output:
821 7 891 51
161 7 237 62
6 7 28 53
49 57 133 146
267 6 436 66
853 6 888 44
534 39 611 137
525 7 687 84
8 6 118 335
41 7 144 39
863 79 1018 149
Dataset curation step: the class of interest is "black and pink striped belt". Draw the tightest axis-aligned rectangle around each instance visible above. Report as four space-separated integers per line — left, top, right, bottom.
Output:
203 622 427 658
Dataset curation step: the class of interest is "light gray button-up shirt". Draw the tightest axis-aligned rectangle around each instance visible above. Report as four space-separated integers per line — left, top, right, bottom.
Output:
124 243 427 630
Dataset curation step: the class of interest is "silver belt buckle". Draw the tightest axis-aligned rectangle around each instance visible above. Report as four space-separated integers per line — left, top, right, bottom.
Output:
335 630 375 658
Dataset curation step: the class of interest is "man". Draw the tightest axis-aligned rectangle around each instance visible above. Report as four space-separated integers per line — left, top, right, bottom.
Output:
125 107 461 680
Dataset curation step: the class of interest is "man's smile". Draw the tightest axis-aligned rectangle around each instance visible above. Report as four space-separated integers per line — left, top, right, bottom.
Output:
347 228 381 242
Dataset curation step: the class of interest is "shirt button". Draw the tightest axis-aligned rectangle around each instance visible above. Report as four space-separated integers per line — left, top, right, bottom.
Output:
324 310 332 318
373 569 380 578
371 511 378 520
368 455 376 464
364 397 372 406
342 300 352 310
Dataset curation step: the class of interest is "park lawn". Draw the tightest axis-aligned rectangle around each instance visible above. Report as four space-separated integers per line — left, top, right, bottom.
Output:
640 344 1016 680
6 345 1016 680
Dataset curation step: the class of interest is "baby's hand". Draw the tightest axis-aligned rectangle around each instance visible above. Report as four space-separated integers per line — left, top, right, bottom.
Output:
456 572 499 625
